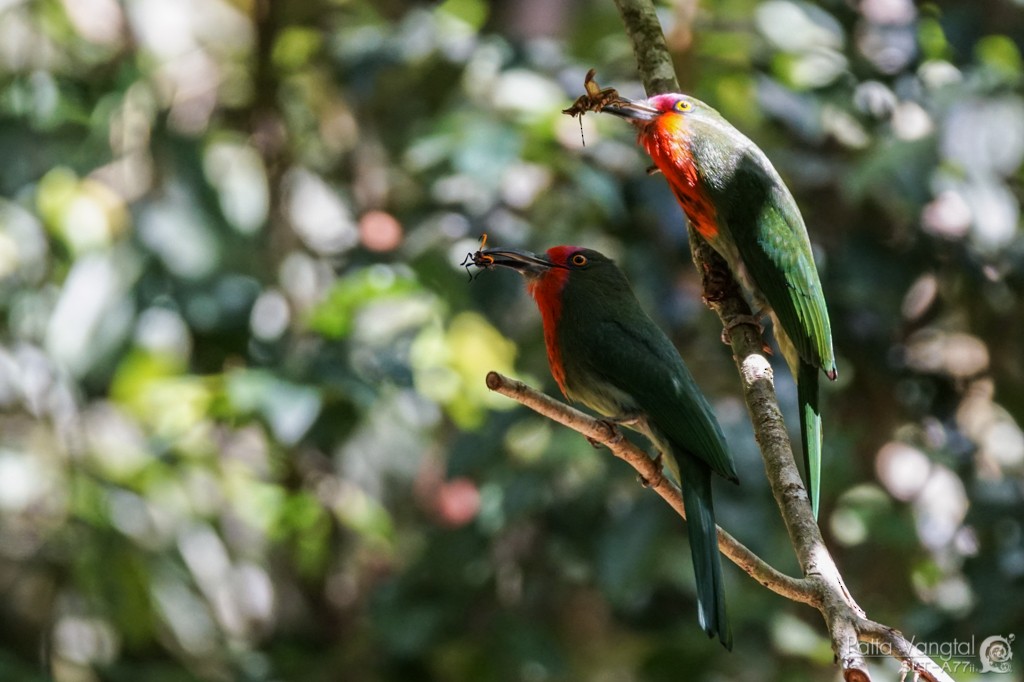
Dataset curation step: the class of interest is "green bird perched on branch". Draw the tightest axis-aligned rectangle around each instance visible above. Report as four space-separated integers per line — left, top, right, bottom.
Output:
473 244 737 649
567 76 837 518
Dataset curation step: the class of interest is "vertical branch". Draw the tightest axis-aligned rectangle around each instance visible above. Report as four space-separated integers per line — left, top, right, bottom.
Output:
692 243 829 583
597 2 956 681
612 0 679 95
613 0 828 577
612 0 830 588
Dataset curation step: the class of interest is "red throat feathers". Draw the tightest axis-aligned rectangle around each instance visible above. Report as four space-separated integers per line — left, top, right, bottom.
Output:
525 246 575 396
638 115 720 241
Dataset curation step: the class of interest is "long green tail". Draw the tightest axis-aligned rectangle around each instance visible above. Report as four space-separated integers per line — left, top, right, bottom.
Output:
798 360 822 518
677 452 731 649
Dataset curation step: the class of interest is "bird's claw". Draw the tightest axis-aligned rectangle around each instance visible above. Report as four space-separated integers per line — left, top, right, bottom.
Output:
638 453 665 489
608 415 639 428
700 262 735 304
720 313 764 345
587 418 627 448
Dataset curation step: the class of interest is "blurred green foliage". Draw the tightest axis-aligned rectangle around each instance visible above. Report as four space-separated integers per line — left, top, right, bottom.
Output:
0 0 1023 680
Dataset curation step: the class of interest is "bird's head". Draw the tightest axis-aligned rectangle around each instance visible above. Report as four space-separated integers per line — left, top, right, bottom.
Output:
603 93 721 139
475 245 620 304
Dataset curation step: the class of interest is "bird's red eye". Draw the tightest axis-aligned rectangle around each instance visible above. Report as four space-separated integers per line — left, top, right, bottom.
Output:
674 99 692 112
570 254 588 266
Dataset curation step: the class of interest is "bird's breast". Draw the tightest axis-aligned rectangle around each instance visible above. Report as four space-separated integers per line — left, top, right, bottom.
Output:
640 126 721 242
561 367 639 419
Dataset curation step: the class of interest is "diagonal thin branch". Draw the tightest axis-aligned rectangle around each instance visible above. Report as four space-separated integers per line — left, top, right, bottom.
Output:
486 370 812 604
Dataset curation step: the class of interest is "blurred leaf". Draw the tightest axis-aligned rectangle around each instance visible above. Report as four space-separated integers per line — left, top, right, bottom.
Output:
437 0 489 31
918 18 952 61
272 27 323 71
280 491 333 577
307 266 422 339
225 369 322 445
334 482 396 548
111 350 213 441
975 35 1023 80
411 311 518 429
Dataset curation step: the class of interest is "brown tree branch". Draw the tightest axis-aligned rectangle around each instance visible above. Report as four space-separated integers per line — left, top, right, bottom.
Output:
612 0 678 95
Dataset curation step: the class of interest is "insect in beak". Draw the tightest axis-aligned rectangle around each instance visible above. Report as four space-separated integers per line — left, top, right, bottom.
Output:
562 69 637 145
461 233 494 281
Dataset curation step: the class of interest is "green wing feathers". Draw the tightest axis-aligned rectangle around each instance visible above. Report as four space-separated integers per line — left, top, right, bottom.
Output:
713 148 835 516
742 201 834 374
554 278 735 647
589 319 738 483
713 148 835 375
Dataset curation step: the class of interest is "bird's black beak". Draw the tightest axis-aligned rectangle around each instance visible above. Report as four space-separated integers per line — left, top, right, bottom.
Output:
601 98 659 122
474 247 555 278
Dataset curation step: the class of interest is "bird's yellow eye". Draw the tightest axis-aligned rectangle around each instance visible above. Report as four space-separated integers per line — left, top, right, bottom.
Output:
674 99 692 112
570 254 588 266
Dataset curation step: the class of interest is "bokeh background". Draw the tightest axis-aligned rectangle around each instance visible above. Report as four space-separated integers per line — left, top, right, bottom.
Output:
1 0 1022 680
